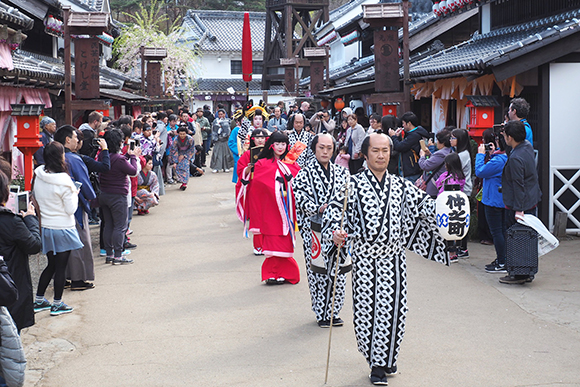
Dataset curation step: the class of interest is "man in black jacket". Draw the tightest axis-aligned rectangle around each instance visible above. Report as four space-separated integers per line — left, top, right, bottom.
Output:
500 120 542 285
388 111 430 183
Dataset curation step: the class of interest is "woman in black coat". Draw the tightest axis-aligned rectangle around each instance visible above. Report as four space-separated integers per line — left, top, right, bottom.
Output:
0 171 41 332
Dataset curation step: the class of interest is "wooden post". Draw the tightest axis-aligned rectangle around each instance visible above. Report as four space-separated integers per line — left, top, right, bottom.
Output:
402 0 411 113
63 6 72 125
140 46 145 96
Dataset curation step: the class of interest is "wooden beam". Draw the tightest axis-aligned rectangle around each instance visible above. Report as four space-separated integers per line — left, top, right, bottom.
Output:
64 6 72 125
70 99 112 111
366 92 406 104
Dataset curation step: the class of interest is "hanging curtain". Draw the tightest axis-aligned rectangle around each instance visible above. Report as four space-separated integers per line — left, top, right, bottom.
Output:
0 43 14 71
132 106 142 118
432 98 449 133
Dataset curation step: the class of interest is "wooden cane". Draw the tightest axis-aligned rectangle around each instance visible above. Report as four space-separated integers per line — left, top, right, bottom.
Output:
324 184 349 384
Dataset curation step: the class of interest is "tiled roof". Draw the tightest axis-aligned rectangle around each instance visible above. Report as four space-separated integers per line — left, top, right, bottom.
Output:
11 50 64 80
408 9 580 80
192 77 284 95
181 10 267 52
100 88 148 103
299 55 374 86
0 1 34 30
58 0 106 12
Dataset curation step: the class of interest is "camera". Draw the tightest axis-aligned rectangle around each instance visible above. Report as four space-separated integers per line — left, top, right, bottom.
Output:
492 123 504 134
485 143 493 151
152 129 158 135
92 137 101 148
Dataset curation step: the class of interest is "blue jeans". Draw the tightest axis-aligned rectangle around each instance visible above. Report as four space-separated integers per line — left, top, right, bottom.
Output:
484 205 506 265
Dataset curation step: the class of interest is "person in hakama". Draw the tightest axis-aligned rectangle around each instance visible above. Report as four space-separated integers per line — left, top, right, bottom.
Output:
135 155 159 214
324 133 448 385
210 109 234 173
294 134 350 327
236 129 269 255
170 126 196 191
286 113 314 168
249 131 301 285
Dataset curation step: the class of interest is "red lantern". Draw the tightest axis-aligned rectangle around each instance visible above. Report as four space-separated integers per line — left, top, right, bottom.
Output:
11 104 44 191
320 99 329 109
334 98 345 111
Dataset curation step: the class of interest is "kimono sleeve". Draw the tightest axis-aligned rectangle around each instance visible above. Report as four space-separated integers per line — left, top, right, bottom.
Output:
294 169 319 220
401 178 448 265
321 179 358 256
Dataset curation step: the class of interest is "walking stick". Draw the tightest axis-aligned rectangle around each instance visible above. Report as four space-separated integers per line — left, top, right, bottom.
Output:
324 184 349 384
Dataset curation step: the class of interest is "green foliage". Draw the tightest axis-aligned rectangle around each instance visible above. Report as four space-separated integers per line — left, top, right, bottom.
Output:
112 0 201 101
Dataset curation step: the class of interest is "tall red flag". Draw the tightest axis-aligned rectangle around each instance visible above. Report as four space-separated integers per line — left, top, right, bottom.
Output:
242 12 253 83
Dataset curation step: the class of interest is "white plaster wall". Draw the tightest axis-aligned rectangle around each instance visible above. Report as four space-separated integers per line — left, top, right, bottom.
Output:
199 52 263 79
329 40 360 71
549 63 580 167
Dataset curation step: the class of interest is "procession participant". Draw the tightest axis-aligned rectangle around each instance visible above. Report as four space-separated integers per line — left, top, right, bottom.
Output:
324 133 448 385
287 113 314 168
237 101 269 144
248 131 301 285
194 108 211 167
236 129 269 255
170 125 196 190
210 109 234 173
228 109 245 183
135 155 160 214
294 133 350 327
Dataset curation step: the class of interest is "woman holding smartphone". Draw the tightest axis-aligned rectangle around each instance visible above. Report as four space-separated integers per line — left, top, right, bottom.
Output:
33 142 83 316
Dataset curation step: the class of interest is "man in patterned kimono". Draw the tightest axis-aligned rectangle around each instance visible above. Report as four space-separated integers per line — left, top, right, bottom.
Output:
287 113 314 168
294 134 350 328
324 133 448 386
170 126 196 191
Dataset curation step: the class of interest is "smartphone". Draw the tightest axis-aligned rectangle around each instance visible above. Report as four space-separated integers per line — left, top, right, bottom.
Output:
74 181 83 190
129 139 136 151
17 192 28 213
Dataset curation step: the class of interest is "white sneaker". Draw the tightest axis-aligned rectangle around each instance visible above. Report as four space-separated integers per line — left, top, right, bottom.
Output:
224 168 230 172
212 170 218 173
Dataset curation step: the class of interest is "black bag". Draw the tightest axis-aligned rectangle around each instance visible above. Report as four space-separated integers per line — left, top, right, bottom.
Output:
0 258 18 306
506 223 538 276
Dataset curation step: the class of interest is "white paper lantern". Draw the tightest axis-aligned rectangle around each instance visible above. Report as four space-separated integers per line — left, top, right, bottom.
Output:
436 187 470 241
433 1 440 16
439 0 448 15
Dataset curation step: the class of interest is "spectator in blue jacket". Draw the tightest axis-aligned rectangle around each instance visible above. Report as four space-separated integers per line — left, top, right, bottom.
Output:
475 129 508 274
54 125 107 290
508 98 533 146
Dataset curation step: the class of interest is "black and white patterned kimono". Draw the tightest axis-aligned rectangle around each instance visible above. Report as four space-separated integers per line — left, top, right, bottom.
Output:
294 158 351 322
287 129 314 168
322 169 448 369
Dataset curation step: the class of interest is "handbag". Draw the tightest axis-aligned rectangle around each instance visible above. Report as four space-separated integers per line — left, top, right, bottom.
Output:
415 162 445 192
0 257 18 307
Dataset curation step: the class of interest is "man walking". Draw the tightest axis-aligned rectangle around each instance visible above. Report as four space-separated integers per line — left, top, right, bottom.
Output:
267 107 287 132
287 113 314 168
499 120 542 284
195 108 211 167
294 134 350 328
324 133 448 385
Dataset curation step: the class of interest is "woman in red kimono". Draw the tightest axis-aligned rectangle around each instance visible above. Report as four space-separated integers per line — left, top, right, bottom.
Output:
236 129 268 255
249 131 301 285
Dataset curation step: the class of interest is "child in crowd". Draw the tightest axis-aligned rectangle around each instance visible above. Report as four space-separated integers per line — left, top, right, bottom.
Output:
334 146 350 169
434 152 465 195
434 152 466 263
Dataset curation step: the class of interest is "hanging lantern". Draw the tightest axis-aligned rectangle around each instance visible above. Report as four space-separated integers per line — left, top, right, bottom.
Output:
439 0 448 15
448 0 457 13
334 98 345 111
433 1 441 16
320 99 330 109
436 184 470 240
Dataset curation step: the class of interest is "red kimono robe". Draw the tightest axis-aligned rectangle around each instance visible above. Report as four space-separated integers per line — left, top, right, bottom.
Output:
235 150 262 250
249 157 301 283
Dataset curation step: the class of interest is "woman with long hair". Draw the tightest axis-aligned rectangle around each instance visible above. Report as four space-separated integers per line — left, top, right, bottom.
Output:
450 128 473 258
235 129 269 255
33 142 83 316
248 131 301 285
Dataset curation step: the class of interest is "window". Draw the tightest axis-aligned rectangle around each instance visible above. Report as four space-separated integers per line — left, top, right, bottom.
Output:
231 60 242 75
230 60 263 75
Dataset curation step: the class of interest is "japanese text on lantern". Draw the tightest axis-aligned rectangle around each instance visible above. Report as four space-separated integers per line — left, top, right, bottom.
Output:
446 194 467 237
75 38 100 99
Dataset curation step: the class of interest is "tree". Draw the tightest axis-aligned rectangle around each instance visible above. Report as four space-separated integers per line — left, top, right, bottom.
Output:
112 0 200 100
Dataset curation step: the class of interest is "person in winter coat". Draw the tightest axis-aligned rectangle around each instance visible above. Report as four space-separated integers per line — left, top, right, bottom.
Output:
388 111 430 183
418 128 453 198
33 142 83 317
0 305 26 387
475 130 508 274
0 171 41 332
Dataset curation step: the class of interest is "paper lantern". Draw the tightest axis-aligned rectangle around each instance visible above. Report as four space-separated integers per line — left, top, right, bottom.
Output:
433 1 440 16
320 99 330 109
334 98 345 111
436 185 470 240
439 0 448 15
